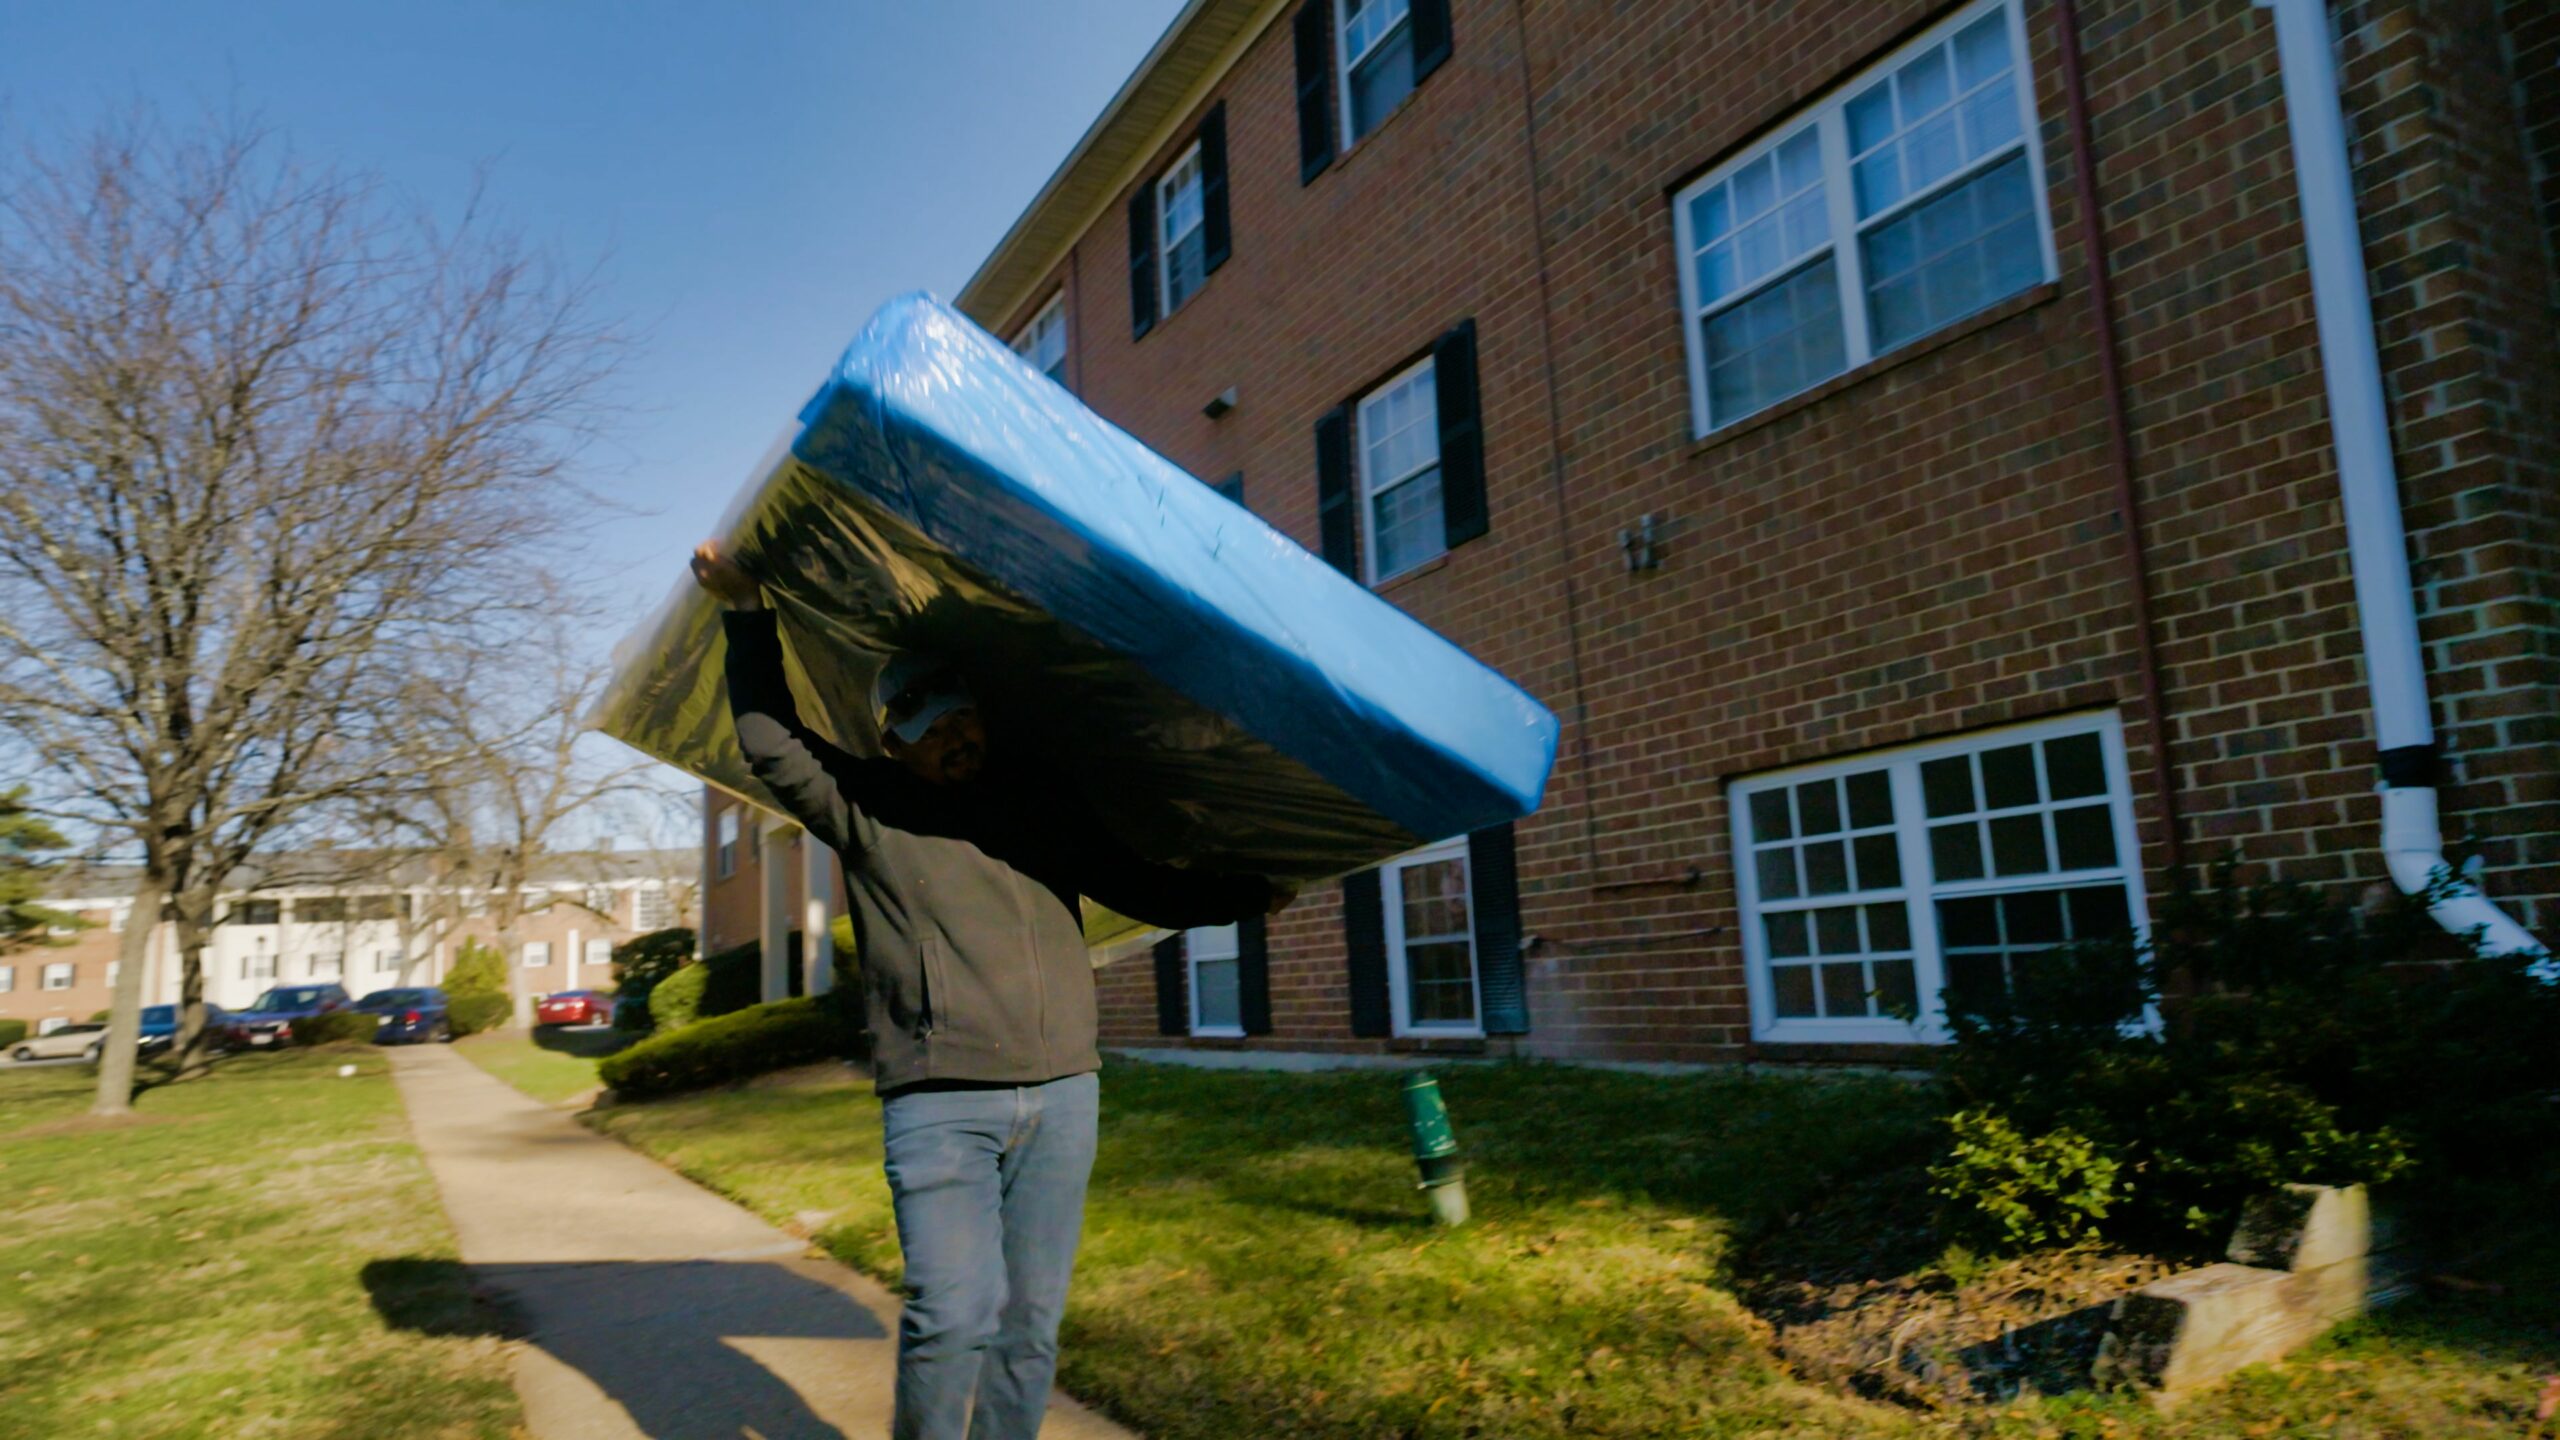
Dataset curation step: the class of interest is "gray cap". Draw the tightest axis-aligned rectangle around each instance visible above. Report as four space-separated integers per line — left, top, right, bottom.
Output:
874 653 976 745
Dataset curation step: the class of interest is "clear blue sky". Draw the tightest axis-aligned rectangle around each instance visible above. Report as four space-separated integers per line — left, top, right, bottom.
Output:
2 0 1186 634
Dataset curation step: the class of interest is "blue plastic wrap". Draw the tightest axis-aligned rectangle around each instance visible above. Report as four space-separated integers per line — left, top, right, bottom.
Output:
593 293 1557 944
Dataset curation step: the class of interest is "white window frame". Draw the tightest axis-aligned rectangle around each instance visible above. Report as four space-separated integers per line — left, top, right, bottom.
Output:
584 937 613 970
41 962 75 992
1010 292 1068 385
0 965 13 993
244 948 277 980
1731 711 2148 1046
635 885 676 931
1355 355 1443 586
106 961 120 988
522 941 552 969
375 948 401 974
1186 924 1246 1038
715 808 740 879
312 953 342 979
1155 141 1207 316
1670 0 2058 436
1335 0 1416 145
1382 836 1481 1038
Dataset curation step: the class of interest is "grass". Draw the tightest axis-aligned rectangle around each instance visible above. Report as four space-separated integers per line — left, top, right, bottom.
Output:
0 1048 520 1439
453 1023 635 1107
593 1058 2560 1440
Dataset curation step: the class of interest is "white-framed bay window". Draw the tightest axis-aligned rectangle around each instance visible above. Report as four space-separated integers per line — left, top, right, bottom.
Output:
1672 0 2056 434
1731 711 2146 1045
1187 924 1244 1037
1356 356 1443 583
1157 142 1209 315
1384 836 1479 1036
1011 293 1069 386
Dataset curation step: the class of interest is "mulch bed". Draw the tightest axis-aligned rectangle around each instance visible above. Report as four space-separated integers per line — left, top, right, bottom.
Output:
1737 1164 2186 1409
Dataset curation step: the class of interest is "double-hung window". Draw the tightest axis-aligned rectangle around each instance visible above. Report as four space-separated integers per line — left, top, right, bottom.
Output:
522 942 551 969
375 948 400 974
715 808 739 879
244 949 276 980
1338 0 1416 142
635 886 677 931
312 953 342 979
1157 145 1209 315
1010 295 1068 386
1187 924 1244 1036
1732 712 2145 1044
1384 837 1479 1036
0 965 13 992
584 938 613 970
41 962 74 991
1357 358 1444 583
1673 0 2054 433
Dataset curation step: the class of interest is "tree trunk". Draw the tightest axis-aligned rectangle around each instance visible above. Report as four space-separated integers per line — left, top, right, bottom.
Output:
169 907 216 1078
500 924 533 1029
89 870 165 1117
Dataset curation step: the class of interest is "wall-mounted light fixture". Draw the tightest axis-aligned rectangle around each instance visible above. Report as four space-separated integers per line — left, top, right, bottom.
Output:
1202 386 1237 420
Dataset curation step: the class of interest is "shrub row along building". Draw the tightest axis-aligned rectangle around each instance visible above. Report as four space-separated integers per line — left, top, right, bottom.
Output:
700 0 2557 1064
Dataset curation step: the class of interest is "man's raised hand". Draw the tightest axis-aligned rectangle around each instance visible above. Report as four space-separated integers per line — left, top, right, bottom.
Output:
691 540 764 610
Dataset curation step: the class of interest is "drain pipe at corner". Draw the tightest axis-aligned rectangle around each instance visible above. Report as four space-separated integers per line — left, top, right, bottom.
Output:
2257 0 2547 966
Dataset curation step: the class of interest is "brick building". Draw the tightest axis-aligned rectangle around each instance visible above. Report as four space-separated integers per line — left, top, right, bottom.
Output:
1 852 691 1038
702 0 2556 1064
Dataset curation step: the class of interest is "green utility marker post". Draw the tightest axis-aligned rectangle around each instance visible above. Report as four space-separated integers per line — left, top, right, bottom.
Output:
1399 1071 1469 1226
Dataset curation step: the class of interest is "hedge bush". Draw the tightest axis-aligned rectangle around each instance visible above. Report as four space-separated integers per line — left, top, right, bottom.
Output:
649 961 708 1032
0 1018 26 1048
599 995 846 1100
293 1011 382 1046
446 939 508 1002
700 937 800 1019
1931 858 2559 1248
447 994 511 1037
611 928 694 1006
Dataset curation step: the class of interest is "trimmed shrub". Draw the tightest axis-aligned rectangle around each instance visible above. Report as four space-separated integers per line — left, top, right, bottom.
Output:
447 994 510 1037
611 928 693 1007
445 938 508 1002
612 995 654 1033
0 1018 26 1048
1931 858 2556 1247
649 961 708 1032
294 1011 382 1046
90 1008 113 1022
599 996 843 1100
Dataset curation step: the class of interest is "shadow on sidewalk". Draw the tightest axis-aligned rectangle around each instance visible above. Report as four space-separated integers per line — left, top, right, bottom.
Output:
365 1256 889 1440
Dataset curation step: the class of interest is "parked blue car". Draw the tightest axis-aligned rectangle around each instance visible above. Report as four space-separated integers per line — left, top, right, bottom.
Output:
355 987 453 1045
227 984 354 1048
136 1003 231 1053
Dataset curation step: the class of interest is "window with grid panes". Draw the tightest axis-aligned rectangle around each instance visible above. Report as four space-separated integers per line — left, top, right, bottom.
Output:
42 963 74 990
522 941 551 969
1384 838 1477 1033
1187 924 1243 1035
1732 713 2144 1042
635 886 678 931
1356 357 1443 583
1157 143 1208 314
1010 294 1068 385
1672 0 2052 433
1337 0 1416 142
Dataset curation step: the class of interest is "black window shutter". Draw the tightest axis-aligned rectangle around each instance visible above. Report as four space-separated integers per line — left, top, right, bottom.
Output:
1435 319 1488 548
1200 102 1232 275
1128 187 1159 340
1153 934 1187 1035
1343 869 1391 1037
1470 824 1528 1035
1238 916 1272 1035
1315 405 1358 576
1411 0 1453 83
1293 0 1336 184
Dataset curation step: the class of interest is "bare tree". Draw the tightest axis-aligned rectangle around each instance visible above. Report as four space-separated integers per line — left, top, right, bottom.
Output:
0 111 617 1114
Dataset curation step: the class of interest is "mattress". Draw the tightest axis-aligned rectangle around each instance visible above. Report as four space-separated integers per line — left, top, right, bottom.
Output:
592 293 1558 945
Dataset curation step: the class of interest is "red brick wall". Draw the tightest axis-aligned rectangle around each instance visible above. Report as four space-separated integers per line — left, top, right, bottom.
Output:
893 0 2559 1063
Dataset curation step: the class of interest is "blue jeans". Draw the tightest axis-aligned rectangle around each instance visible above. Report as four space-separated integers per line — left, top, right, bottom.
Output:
881 1072 1100 1440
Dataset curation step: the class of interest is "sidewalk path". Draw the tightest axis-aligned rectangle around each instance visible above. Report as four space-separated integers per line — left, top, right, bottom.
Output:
387 1044 1135 1440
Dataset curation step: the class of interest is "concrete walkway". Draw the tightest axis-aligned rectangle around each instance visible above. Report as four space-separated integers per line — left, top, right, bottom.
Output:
387 1044 1134 1440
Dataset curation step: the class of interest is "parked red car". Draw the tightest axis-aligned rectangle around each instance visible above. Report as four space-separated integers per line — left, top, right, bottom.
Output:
534 989 614 1027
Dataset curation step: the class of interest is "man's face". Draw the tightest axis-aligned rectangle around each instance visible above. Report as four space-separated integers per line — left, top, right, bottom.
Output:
885 707 988 785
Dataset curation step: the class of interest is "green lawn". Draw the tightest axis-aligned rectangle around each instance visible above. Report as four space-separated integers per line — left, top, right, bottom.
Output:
0 1049 520 1439
454 1024 635 1106
593 1058 2560 1440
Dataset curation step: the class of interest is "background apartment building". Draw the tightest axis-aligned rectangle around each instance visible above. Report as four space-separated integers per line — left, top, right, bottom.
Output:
703 0 2558 1065
1 851 690 1037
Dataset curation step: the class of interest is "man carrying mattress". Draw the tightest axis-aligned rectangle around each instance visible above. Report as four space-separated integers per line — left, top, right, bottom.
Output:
692 540 1291 1440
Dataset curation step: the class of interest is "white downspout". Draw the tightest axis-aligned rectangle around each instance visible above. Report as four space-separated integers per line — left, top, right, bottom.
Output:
2260 0 2546 965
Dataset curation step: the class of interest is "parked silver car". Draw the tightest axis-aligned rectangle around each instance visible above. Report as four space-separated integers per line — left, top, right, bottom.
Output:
10 1022 107 1063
